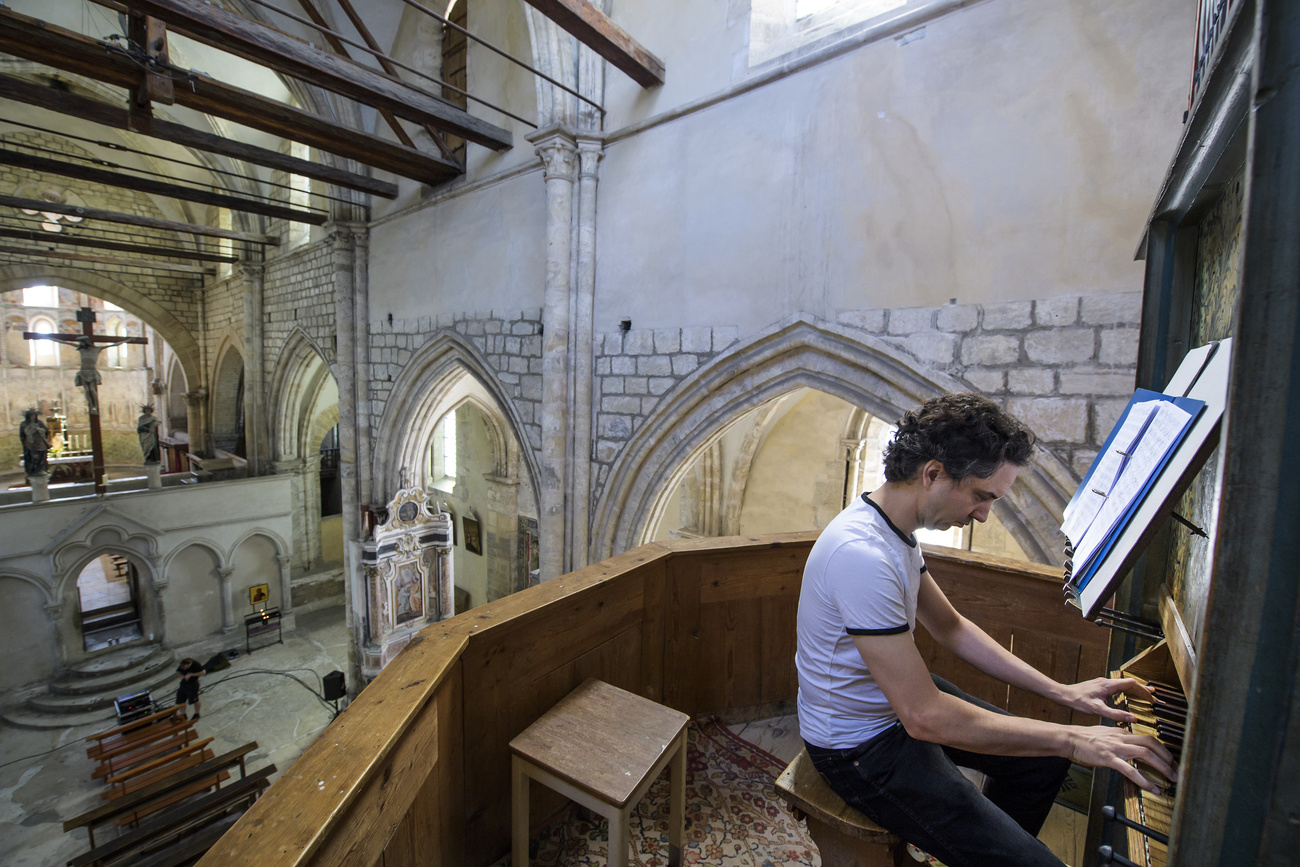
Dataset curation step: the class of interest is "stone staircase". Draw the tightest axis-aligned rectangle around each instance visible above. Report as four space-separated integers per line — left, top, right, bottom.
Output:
4 643 177 729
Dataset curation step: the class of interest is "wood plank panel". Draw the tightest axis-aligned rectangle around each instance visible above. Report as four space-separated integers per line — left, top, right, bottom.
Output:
916 623 1013 711
380 664 464 867
1006 631 1079 724
661 556 703 713
638 558 668 704
759 594 799 709
697 597 764 711
696 545 806 604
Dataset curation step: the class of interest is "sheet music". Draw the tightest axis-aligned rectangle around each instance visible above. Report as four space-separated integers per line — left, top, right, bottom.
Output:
1062 401 1161 542
1069 400 1194 575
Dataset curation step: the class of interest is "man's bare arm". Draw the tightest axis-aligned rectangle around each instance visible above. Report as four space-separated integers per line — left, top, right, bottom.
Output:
853 630 1177 793
914 571 1152 722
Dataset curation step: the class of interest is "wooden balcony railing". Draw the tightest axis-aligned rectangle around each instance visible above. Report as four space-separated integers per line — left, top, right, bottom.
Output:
198 533 1107 867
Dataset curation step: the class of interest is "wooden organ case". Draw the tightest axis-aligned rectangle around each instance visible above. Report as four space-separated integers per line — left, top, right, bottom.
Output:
1075 2 1300 865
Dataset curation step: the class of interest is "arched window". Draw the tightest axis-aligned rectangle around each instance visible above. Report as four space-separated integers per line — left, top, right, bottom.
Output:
28 317 59 366
106 319 126 367
430 411 457 491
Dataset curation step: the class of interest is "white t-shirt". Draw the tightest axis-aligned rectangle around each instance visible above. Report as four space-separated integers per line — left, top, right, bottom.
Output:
796 493 928 749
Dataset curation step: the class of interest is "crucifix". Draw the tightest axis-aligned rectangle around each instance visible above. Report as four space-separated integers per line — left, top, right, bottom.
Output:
23 307 148 494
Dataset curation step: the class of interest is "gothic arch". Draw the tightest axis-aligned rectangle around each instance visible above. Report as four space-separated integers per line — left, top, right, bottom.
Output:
0 568 55 607
590 315 1074 566
211 337 246 454
228 528 288 562
372 330 539 507
54 539 158 602
162 539 228 575
0 267 201 389
268 329 337 461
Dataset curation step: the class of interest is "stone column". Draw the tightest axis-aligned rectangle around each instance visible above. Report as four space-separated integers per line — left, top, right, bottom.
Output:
43 602 65 666
217 566 235 633
239 264 268 475
569 136 603 571
150 577 169 646
328 223 365 695
273 459 308 571
841 437 867 507
277 554 294 614
184 388 208 456
528 127 578 582
438 547 454 619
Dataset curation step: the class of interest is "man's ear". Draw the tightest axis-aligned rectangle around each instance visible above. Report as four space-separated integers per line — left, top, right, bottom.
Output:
920 460 944 490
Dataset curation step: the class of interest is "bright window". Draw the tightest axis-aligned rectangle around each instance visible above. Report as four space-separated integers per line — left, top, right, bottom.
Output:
22 285 59 307
431 412 457 490
106 319 126 367
28 317 59 366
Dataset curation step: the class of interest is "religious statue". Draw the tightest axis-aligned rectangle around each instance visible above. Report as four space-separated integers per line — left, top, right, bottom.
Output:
137 405 161 464
38 334 135 415
19 409 50 478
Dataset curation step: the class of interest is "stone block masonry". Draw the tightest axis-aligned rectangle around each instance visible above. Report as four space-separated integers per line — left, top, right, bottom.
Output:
367 310 546 458
838 293 1142 480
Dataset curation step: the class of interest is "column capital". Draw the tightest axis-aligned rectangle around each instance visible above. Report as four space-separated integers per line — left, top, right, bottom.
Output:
528 127 579 181
184 388 208 408
276 554 292 567
44 602 64 617
576 137 604 180
217 566 235 581
237 262 265 284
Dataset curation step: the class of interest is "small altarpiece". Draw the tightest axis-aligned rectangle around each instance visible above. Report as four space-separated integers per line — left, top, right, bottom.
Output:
361 484 454 672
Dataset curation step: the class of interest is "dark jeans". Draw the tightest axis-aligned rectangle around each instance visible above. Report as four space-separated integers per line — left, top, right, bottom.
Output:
805 675 1070 867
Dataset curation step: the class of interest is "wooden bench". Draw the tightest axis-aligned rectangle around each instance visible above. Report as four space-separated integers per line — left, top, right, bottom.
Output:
102 737 216 800
68 766 275 867
91 727 198 780
64 743 260 848
85 707 188 762
775 748 904 867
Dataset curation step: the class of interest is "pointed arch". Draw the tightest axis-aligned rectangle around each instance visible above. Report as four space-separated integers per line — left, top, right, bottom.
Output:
591 315 1074 565
0 267 201 389
211 336 246 454
372 330 540 509
268 328 338 461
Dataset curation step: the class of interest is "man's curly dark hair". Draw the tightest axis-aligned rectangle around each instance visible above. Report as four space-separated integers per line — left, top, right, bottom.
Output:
882 393 1036 483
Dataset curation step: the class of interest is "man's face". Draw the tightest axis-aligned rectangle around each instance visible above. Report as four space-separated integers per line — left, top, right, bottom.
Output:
918 460 1019 531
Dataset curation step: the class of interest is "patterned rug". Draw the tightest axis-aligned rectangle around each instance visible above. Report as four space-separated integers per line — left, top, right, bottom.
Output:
498 716 819 866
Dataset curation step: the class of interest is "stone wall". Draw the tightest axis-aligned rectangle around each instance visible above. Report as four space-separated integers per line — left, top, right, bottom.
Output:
264 240 339 365
368 309 544 455
839 293 1141 479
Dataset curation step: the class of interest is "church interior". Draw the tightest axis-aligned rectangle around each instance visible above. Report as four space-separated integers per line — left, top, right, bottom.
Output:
1 0 1297 865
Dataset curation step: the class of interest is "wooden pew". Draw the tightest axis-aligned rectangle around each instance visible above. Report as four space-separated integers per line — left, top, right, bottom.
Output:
102 737 216 800
68 765 275 867
85 707 187 762
65 743 260 848
91 725 197 780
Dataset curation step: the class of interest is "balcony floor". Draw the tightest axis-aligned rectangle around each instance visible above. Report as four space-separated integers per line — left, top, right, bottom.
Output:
499 713 1088 866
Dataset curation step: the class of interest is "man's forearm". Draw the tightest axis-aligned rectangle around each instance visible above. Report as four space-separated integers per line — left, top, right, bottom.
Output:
937 615 1067 702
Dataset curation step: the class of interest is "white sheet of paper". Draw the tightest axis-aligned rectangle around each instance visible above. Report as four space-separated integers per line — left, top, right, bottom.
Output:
1070 401 1193 575
1061 402 1160 542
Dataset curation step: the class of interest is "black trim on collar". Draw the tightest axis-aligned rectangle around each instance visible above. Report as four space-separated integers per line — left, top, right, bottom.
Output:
847 624 910 636
860 493 917 548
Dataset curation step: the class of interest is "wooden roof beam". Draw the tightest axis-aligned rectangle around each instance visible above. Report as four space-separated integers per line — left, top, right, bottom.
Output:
114 0 512 150
0 147 328 225
522 0 664 88
0 74 399 200
0 226 239 263
0 6 462 186
0 244 212 275
0 193 279 245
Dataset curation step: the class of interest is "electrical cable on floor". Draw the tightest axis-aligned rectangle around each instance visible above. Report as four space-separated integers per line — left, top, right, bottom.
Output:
0 740 82 771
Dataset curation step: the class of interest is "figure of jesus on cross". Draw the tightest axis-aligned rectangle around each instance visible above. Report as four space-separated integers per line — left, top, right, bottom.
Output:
24 307 148 493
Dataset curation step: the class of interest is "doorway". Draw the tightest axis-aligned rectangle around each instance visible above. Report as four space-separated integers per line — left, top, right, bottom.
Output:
76 554 143 651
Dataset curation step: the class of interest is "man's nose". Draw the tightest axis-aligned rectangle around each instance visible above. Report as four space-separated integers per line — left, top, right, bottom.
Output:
971 503 991 523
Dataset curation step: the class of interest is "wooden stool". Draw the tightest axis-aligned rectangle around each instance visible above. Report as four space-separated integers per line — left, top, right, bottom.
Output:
775 748 904 866
509 679 689 867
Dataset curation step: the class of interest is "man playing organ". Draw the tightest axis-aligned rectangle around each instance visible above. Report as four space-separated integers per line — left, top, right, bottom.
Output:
796 393 1178 866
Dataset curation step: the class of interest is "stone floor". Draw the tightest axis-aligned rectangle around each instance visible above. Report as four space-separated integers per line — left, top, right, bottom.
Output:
0 605 351 867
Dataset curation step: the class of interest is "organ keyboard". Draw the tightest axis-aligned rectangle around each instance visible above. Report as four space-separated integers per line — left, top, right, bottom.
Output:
1101 589 1196 867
